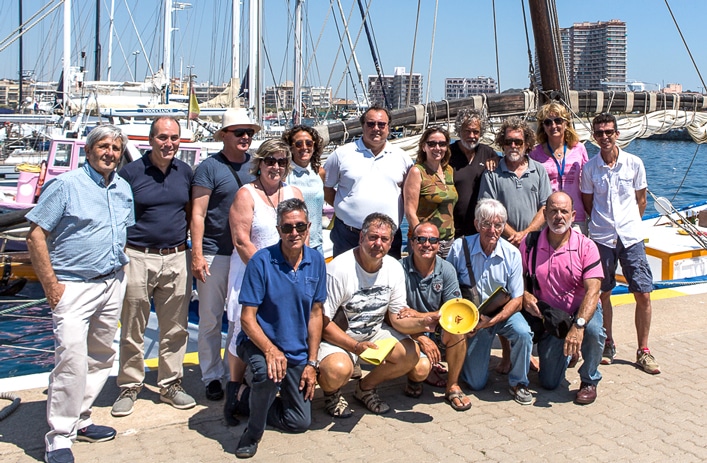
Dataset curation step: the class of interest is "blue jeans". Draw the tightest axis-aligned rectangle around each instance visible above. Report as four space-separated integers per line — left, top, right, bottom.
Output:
237 341 311 444
538 306 606 390
461 312 532 390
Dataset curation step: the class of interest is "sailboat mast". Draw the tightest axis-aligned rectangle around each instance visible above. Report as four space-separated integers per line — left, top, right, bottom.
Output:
94 0 101 80
63 0 71 111
249 0 262 126
528 0 569 102
164 0 173 103
107 0 114 80
293 0 303 125
19 0 23 110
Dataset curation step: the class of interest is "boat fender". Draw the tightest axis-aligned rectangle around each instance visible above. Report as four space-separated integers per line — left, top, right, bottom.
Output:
0 392 21 421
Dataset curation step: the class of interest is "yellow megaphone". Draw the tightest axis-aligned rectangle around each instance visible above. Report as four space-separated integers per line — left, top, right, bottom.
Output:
439 298 479 335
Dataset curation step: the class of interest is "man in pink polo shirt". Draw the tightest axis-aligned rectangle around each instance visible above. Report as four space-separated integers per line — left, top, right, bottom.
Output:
520 191 606 405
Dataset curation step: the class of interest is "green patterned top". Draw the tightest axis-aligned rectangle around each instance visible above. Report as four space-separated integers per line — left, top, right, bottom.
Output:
414 163 458 240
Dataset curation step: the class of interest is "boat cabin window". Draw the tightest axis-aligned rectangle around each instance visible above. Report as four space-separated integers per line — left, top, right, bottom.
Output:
52 143 74 168
78 146 86 167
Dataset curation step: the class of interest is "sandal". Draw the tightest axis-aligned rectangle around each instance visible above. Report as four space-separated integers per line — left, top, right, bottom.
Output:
324 389 352 418
445 390 472 412
404 379 423 398
424 365 447 388
354 381 390 414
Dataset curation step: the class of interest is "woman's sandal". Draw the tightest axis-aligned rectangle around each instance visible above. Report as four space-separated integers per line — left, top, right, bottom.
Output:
404 379 424 398
354 381 390 414
445 390 472 412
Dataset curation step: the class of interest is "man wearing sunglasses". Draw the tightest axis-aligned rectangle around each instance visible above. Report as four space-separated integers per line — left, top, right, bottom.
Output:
191 108 261 402
233 198 326 458
580 113 659 375
399 222 471 411
324 105 413 259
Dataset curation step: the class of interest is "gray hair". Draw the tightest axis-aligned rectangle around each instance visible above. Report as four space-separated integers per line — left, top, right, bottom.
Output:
454 108 487 136
494 116 535 154
361 212 397 238
276 198 309 225
149 116 181 139
85 125 128 155
474 198 507 224
249 138 293 177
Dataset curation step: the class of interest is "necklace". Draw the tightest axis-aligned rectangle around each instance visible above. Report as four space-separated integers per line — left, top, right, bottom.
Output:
258 178 281 209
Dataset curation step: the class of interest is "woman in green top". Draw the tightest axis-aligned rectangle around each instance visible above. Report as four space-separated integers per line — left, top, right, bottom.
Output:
403 127 459 257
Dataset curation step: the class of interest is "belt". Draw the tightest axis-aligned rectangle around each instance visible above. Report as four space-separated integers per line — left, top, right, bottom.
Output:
87 269 119 282
335 217 361 234
126 243 187 255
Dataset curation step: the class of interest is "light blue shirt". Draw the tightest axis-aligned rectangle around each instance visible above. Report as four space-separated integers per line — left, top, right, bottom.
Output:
287 163 324 252
26 162 135 281
446 234 524 300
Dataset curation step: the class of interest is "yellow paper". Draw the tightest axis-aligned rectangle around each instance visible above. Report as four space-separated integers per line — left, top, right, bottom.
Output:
359 337 398 365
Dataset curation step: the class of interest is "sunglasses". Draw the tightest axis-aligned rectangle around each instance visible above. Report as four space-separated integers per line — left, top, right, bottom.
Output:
425 140 448 148
593 129 616 138
503 138 525 147
226 128 255 137
412 236 440 245
294 139 314 148
543 117 565 127
279 222 309 234
365 121 388 129
262 157 288 167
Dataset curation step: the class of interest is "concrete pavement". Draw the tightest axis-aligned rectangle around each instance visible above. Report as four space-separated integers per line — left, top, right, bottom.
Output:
2 287 707 462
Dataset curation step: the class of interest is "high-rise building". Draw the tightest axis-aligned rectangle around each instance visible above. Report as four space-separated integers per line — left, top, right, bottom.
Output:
444 77 497 100
561 19 627 91
367 67 422 109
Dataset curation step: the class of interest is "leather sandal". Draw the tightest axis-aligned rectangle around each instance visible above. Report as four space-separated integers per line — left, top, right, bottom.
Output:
354 381 390 414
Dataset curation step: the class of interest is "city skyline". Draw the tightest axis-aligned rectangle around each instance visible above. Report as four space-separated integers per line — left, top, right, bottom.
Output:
1 1 706 102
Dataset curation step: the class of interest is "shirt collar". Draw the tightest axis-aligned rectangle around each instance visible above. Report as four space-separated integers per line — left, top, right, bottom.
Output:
404 254 443 278
270 241 312 268
355 137 390 158
468 234 502 259
143 150 177 172
83 162 115 187
291 163 312 176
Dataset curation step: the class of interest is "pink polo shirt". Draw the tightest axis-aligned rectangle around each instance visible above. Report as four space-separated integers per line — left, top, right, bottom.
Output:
520 228 603 314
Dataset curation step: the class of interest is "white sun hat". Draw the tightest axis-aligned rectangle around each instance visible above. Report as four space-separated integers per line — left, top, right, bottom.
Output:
214 108 261 141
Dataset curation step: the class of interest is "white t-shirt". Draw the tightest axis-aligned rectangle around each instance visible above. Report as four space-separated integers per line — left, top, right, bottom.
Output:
324 249 407 341
324 138 412 228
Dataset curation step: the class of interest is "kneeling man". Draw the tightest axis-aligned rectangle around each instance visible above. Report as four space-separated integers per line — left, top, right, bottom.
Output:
318 213 436 417
234 199 325 459
521 191 606 404
447 199 534 405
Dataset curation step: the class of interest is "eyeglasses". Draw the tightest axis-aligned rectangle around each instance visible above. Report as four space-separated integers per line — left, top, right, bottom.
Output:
279 222 309 234
412 236 440 245
503 138 524 147
154 135 180 142
365 121 388 129
479 221 504 231
226 128 255 137
543 117 565 127
262 157 288 167
294 139 314 148
593 129 616 138
425 140 448 148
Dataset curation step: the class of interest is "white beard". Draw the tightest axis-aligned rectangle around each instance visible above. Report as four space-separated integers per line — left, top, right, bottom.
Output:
460 139 479 151
549 222 570 235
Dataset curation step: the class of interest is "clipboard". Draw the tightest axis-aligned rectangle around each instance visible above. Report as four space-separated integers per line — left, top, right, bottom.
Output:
477 286 511 317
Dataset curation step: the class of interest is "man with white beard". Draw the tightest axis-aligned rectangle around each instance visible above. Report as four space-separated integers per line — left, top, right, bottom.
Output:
448 109 499 237
520 191 606 404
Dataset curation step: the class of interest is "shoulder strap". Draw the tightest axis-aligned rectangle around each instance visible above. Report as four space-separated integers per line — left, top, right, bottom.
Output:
462 237 477 288
524 231 541 293
219 152 244 188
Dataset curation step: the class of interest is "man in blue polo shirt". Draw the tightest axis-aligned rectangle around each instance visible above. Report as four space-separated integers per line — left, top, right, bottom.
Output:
234 198 326 459
27 125 134 463
112 116 195 417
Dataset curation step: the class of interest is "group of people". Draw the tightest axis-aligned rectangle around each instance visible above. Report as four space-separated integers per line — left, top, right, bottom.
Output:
26 102 659 463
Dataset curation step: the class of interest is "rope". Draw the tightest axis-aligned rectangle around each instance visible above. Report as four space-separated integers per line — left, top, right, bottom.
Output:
0 392 20 421
520 0 537 92
492 0 501 91
670 143 701 203
406 0 422 108
423 0 440 109
664 0 707 92
0 298 47 316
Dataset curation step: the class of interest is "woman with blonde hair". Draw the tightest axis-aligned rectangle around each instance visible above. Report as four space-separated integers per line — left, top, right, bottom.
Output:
529 102 589 233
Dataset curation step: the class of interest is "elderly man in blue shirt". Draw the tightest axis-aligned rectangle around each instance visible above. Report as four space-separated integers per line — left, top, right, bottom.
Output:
446 198 534 406
233 198 326 459
26 125 134 463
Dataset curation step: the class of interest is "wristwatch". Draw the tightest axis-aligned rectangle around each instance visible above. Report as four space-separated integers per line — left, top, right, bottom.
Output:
306 360 319 372
574 317 586 329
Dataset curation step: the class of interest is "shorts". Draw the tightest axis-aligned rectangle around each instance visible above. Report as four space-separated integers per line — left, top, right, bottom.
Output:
317 322 408 364
597 239 653 293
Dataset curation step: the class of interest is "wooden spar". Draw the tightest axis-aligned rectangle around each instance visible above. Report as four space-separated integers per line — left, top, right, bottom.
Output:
528 0 562 102
313 91 707 144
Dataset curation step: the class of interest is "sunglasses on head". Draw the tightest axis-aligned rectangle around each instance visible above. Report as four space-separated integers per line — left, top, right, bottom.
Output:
593 129 616 138
279 222 309 234
294 139 314 148
412 236 440 245
425 140 448 148
543 117 565 127
262 157 288 167
365 121 388 129
226 128 255 137
503 138 524 147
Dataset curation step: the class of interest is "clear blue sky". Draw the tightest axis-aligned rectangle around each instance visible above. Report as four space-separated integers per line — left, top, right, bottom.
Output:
2 1 706 99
